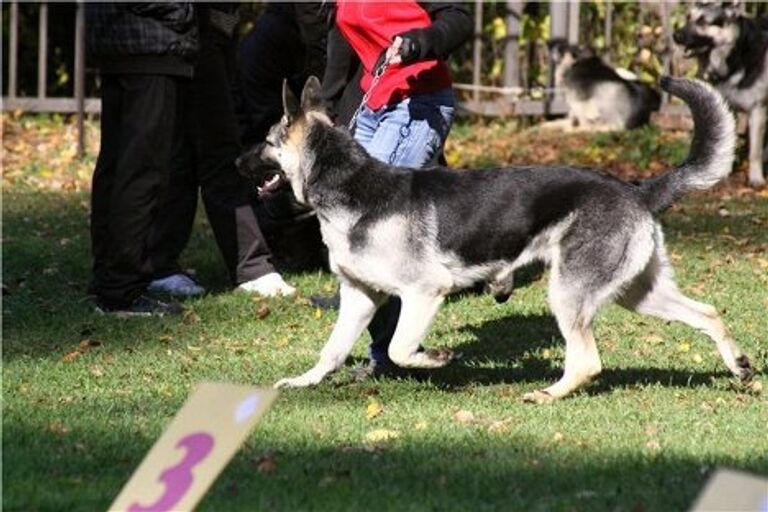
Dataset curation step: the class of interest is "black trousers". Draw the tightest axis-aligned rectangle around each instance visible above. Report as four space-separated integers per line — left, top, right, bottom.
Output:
149 33 275 286
90 74 182 307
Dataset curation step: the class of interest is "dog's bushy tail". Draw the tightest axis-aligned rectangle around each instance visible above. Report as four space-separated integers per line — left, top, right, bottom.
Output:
639 76 735 214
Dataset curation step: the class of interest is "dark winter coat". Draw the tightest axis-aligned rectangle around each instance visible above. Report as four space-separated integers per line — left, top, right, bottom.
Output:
86 2 199 77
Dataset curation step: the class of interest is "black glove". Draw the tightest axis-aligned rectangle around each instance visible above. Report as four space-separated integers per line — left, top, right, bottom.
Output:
396 31 424 64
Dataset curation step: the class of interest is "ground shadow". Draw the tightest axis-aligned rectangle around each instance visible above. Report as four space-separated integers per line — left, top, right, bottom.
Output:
354 312 739 395
3 417 765 512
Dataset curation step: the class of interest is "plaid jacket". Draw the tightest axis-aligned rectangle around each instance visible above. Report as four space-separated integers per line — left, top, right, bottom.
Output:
86 3 199 58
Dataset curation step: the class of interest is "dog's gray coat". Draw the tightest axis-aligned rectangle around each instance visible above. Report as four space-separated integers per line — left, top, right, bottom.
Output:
553 42 661 131
240 75 754 402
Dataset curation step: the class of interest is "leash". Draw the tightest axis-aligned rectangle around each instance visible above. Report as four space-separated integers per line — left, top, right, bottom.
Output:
347 58 391 134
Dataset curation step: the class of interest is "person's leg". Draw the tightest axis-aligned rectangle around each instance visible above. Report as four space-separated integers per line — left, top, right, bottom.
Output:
90 75 121 295
92 74 180 308
147 78 199 282
192 34 284 289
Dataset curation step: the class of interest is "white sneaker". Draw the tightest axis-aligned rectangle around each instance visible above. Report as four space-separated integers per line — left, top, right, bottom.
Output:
237 272 296 297
147 273 205 297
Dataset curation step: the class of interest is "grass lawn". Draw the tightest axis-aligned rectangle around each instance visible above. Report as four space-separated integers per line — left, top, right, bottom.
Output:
2 116 767 511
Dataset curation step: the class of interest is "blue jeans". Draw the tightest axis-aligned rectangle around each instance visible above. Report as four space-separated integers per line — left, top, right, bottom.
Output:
353 88 455 168
354 88 456 365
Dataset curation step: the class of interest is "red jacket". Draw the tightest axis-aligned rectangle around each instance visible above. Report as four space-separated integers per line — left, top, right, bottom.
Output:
335 1 471 110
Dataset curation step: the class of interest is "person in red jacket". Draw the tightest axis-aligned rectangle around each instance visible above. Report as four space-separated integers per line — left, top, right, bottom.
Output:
330 1 472 369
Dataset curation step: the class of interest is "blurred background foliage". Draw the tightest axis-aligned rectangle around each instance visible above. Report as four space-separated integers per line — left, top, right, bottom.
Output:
4 2 768 101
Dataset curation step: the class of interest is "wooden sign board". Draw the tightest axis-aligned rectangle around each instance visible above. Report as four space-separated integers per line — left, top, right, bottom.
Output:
690 468 768 512
110 383 277 512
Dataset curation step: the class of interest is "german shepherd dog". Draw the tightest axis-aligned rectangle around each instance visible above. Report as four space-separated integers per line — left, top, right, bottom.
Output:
237 76 754 403
552 41 662 131
674 0 768 187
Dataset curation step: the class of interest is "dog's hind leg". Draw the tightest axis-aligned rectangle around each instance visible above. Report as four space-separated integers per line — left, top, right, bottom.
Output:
274 280 384 388
618 250 755 383
523 276 603 404
748 104 767 187
387 292 453 368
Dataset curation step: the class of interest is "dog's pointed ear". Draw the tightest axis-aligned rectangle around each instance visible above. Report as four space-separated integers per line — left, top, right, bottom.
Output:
300 76 325 113
723 0 742 18
282 79 301 122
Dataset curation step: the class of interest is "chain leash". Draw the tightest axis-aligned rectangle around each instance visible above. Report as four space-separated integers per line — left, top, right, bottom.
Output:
347 59 390 134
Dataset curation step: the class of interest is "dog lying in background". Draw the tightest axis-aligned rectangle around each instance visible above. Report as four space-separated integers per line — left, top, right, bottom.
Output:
551 41 662 131
674 0 768 187
238 76 754 403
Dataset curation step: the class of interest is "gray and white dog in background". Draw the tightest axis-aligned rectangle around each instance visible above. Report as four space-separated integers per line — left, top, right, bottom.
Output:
238 76 754 403
674 0 768 187
551 41 662 131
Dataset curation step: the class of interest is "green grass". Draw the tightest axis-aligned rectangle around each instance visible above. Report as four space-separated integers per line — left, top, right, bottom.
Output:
4 134 768 511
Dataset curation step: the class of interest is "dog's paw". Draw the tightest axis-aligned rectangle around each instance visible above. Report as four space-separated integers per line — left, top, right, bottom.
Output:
274 374 318 389
424 347 456 365
522 389 555 404
734 355 756 384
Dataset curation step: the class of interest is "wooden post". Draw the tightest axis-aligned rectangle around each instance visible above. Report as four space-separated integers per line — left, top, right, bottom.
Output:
661 1 671 105
74 1 86 158
604 1 613 62
38 3 48 99
9 1 19 99
547 1 569 115
550 1 568 43
472 0 483 102
568 0 580 46
503 0 521 91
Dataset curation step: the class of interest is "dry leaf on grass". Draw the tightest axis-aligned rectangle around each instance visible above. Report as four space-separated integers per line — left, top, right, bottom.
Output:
256 453 278 474
365 429 399 443
255 304 271 319
365 400 383 420
60 338 102 363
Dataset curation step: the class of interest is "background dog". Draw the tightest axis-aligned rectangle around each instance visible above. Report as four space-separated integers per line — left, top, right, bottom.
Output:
238 76 754 403
674 0 768 187
551 41 661 131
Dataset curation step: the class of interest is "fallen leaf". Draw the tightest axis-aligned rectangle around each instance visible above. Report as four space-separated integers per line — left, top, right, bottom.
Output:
60 351 81 363
644 334 664 345
48 422 70 436
488 420 510 434
365 429 399 443
365 400 383 420
255 304 270 319
182 310 200 325
256 453 277 474
453 410 476 425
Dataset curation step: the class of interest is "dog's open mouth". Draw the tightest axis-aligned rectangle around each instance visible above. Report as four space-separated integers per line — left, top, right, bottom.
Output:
257 172 287 198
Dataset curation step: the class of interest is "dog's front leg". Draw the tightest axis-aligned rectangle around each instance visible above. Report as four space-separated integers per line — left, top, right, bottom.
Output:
275 280 383 388
387 292 453 368
748 104 766 187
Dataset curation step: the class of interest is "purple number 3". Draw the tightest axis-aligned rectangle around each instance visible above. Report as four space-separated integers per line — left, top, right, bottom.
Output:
128 432 215 512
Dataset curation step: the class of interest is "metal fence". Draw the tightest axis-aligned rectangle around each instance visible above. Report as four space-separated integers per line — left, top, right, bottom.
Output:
1 0 694 154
